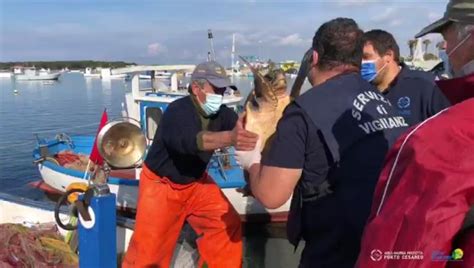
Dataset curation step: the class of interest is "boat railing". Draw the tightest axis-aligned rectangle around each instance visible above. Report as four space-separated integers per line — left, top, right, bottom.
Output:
112 65 196 99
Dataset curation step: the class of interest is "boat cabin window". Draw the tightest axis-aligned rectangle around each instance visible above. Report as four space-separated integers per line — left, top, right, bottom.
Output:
145 107 163 140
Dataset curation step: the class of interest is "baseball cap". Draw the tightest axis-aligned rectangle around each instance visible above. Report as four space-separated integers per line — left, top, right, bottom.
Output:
415 0 474 38
191 61 234 89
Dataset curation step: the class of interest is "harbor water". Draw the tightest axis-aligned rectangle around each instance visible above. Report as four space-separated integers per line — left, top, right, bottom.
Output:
0 72 307 267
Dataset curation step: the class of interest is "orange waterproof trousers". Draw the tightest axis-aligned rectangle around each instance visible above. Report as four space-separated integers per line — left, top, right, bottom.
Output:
122 165 242 268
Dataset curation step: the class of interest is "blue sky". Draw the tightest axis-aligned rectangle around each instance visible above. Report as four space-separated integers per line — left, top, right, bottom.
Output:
0 0 447 65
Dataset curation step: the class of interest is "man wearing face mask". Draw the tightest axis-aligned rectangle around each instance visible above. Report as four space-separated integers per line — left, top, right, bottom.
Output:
356 1 474 267
361 29 450 126
123 61 258 268
436 40 454 79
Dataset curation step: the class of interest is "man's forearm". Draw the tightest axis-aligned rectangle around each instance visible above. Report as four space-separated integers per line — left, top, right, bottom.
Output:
197 131 233 151
248 163 262 195
247 163 300 209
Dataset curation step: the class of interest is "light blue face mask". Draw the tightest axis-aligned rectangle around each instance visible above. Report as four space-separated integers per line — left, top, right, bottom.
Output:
438 49 453 78
200 92 223 116
361 59 387 82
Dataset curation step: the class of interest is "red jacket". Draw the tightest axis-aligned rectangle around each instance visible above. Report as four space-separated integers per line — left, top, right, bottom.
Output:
357 73 474 268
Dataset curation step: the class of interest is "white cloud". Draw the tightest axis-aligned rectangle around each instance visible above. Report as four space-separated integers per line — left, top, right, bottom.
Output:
390 19 403 27
147 42 167 56
371 7 397 22
233 33 251 45
277 33 305 46
338 0 380 7
231 32 268 46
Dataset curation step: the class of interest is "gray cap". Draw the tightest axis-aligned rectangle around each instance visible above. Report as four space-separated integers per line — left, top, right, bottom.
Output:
191 61 233 88
415 0 474 38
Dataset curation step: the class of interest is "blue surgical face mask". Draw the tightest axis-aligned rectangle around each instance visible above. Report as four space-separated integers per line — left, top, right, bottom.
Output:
200 92 223 116
361 60 377 82
361 59 387 82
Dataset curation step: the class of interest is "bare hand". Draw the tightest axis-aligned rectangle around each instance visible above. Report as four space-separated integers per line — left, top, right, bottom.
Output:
232 113 259 151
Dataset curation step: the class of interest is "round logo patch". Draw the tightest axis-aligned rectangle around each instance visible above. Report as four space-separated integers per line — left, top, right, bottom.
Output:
398 96 411 109
370 249 383 261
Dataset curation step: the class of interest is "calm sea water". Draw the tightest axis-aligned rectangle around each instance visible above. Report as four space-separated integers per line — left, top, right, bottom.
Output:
1 74 125 198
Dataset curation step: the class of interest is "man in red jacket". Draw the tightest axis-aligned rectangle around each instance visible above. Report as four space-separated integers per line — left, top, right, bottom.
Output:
356 1 474 267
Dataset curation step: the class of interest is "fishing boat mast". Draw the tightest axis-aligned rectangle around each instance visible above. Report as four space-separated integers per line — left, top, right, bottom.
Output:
231 33 236 72
208 29 216 61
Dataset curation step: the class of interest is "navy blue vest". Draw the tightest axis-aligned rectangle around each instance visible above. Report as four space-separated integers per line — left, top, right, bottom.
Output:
288 73 408 267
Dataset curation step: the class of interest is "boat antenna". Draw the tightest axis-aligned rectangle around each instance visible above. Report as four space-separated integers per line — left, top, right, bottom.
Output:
208 29 216 61
231 33 236 72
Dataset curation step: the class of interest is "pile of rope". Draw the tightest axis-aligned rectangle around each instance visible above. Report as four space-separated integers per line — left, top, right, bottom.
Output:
0 223 78 267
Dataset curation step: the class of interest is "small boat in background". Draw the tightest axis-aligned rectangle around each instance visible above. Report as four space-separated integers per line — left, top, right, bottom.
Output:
14 67 61 81
100 68 127 80
82 67 101 78
0 70 12 78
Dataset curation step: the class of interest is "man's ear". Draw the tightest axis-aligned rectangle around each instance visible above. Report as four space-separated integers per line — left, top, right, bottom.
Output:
312 50 319 66
190 81 200 96
385 50 395 63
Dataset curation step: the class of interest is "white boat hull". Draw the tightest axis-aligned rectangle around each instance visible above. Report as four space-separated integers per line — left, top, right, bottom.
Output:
38 162 290 222
15 73 61 81
0 72 11 78
83 73 101 78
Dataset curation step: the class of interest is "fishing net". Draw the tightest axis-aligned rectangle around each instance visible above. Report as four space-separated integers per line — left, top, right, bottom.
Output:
0 223 78 267
56 150 93 172
54 150 107 184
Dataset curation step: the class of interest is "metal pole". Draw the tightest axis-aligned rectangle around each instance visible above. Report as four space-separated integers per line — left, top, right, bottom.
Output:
231 33 236 71
208 29 216 61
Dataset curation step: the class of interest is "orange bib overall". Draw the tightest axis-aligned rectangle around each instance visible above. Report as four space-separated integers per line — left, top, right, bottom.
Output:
122 164 242 267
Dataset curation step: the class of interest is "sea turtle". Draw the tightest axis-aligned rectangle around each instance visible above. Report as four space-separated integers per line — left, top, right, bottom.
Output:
239 53 310 152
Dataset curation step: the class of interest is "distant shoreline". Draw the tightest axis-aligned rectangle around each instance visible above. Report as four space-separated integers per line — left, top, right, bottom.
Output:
0 61 137 70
